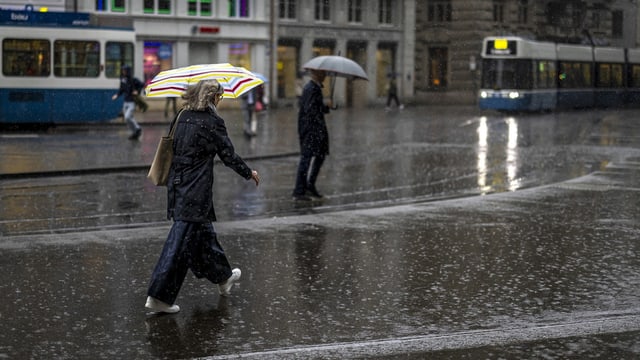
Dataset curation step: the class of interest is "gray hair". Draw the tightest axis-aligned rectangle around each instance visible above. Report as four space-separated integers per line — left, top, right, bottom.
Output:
181 79 224 111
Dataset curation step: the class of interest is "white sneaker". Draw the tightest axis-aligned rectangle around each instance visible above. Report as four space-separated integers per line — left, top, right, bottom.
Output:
145 296 180 314
218 268 241 296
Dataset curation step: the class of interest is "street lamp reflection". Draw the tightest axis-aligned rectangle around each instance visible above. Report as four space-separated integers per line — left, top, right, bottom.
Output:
477 116 521 194
477 116 490 194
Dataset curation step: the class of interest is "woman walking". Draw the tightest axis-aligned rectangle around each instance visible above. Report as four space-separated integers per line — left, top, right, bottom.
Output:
145 79 260 314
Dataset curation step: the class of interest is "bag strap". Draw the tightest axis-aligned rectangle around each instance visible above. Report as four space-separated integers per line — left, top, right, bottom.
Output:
167 109 184 137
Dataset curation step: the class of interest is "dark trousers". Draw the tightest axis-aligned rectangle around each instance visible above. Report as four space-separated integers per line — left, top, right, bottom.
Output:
387 93 400 107
147 221 232 304
293 154 325 196
165 98 177 117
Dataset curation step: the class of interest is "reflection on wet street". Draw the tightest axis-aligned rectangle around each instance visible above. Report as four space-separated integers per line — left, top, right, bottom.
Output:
0 106 625 236
1 106 640 358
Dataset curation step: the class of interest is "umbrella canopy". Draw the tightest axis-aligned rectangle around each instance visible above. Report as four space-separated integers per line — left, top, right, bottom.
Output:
250 72 269 83
302 55 368 80
145 63 264 98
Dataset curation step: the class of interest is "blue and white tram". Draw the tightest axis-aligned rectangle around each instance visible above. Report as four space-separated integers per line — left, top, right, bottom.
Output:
479 37 557 112
624 48 640 104
479 36 640 112
0 8 135 124
555 43 594 109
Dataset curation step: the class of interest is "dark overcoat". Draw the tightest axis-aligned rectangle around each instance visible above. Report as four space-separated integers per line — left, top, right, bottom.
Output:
167 108 252 222
298 80 330 157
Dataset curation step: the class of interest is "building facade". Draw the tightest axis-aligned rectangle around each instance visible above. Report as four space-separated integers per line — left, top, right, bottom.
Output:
0 0 414 108
275 0 415 108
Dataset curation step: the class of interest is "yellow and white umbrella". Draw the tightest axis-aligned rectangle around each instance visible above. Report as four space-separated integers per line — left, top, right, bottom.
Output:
145 63 264 98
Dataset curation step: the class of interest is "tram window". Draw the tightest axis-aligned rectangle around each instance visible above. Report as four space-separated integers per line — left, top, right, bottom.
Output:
481 59 532 89
597 64 611 87
54 40 100 77
105 42 134 78
597 63 623 88
612 64 623 87
559 62 592 88
2 38 50 77
630 65 640 88
535 60 556 89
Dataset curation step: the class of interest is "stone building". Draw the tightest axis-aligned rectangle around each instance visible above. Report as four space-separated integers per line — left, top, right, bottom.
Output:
414 0 637 105
275 0 415 108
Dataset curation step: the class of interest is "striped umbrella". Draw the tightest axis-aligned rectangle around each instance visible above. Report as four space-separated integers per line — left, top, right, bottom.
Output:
144 63 264 98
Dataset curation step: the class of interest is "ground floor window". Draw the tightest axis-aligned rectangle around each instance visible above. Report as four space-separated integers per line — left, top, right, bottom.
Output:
277 41 300 99
429 47 448 89
376 45 394 97
143 41 174 85
228 42 252 70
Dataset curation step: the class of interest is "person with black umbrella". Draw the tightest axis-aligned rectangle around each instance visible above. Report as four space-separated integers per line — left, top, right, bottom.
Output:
292 69 332 201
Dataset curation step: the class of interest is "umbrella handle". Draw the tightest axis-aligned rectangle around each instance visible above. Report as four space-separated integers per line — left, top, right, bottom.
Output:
329 74 338 110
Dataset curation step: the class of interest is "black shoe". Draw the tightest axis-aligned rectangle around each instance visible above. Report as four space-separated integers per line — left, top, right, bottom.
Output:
306 188 323 199
292 194 312 201
129 128 142 140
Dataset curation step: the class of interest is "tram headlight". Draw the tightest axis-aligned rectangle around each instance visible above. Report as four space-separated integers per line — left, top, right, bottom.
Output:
508 91 520 99
480 91 488 98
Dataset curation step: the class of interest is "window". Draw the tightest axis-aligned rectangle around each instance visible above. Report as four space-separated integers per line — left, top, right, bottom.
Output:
189 0 212 16
2 38 50 77
558 62 592 88
612 10 623 38
229 0 250 18
517 0 528 24
315 0 330 21
597 63 623 88
348 0 363 23
379 0 392 24
493 0 504 22
481 59 532 90
279 0 297 19
95 0 125 12
630 65 640 88
53 40 100 77
427 0 451 23
535 60 556 89
105 41 134 78
429 47 448 89
228 42 251 69
144 0 172 14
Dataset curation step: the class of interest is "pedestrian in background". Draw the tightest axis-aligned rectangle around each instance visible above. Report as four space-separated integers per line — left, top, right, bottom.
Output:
164 97 177 118
145 79 260 314
252 84 266 134
292 69 331 201
241 85 265 137
240 86 257 137
111 65 143 140
385 76 403 111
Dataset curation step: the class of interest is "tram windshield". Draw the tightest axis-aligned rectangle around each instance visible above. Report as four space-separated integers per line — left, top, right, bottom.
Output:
481 59 532 90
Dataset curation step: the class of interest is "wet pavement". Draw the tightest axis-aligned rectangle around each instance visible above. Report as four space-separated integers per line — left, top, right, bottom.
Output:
1 105 639 358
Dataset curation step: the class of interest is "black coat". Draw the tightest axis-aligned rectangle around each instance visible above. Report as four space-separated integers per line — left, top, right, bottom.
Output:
298 80 330 157
167 108 252 222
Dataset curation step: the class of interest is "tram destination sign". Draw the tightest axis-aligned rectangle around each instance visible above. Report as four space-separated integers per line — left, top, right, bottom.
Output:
486 39 517 56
